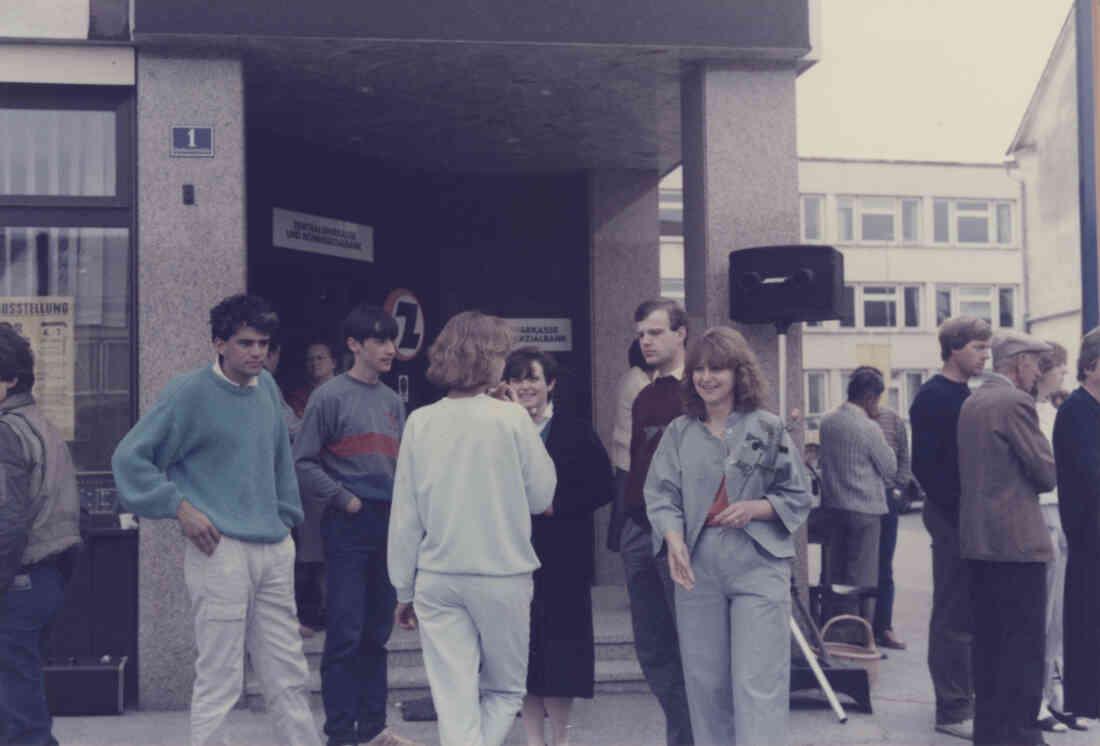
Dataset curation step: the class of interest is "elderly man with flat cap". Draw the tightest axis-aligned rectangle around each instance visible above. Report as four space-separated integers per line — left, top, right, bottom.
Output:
957 330 1057 746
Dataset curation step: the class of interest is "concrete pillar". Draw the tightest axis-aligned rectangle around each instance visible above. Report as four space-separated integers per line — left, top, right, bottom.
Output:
588 169 661 586
680 63 809 593
135 53 247 709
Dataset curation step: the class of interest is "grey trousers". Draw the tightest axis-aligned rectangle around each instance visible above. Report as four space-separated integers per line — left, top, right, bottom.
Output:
621 518 694 746
824 508 881 625
1041 504 1068 711
414 571 533 746
675 527 792 746
923 499 975 725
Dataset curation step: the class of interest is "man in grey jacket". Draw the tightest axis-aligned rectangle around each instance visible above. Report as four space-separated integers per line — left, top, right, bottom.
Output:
818 366 897 627
0 323 81 746
958 331 1056 746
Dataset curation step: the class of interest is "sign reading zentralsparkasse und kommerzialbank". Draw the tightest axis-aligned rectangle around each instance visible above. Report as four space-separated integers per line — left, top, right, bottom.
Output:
272 207 374 263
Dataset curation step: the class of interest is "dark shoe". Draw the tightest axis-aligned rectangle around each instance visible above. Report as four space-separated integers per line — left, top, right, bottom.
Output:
934 719 973 740
1036 716 1068 733
875 628 907 650
1049 709 1089 731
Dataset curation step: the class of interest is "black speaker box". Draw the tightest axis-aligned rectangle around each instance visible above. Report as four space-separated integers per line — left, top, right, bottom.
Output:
728 245 844 324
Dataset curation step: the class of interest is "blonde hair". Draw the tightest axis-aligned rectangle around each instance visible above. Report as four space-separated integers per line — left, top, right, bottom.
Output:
681 326 768 417
427 311 513 391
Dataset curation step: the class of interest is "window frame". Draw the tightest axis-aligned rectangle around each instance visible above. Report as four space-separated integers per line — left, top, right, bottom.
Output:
934 284 1018 329
0 83 137 476
801 194 824 242
930 197 1016 247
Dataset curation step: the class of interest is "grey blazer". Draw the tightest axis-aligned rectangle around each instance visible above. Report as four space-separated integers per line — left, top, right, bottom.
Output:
644 409 811 560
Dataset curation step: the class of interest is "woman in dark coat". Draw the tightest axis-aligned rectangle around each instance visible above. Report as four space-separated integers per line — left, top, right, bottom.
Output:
504 347 614 746
1051 328 1100 727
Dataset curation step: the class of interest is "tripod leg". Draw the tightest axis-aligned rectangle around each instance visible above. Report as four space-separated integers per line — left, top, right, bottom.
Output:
790 616 848 723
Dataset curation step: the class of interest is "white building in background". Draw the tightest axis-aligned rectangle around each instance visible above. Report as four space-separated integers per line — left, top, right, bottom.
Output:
660 158 1025 428
1007 5 1083 375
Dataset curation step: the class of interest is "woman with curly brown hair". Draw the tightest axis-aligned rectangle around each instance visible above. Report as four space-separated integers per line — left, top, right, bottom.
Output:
387 311 557 746
644 326 810 746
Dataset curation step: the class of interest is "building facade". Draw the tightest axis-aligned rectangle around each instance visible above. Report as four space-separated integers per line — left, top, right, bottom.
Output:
661 157 1026 428
3 0 817 709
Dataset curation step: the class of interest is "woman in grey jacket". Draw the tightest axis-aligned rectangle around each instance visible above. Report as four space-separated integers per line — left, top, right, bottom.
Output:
644 326 811 746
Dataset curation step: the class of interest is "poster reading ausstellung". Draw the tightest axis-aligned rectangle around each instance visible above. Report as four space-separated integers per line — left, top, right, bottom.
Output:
0 297 75 440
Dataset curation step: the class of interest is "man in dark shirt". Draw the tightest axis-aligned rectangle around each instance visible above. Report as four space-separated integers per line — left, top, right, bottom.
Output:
620 298 693 746
909 316 992 741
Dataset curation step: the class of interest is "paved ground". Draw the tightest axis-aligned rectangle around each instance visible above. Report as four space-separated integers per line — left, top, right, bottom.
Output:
53 511 1095 745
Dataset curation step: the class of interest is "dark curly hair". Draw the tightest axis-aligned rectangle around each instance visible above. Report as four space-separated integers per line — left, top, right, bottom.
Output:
0 323 36 395
681 326 767 418
209 294 279 342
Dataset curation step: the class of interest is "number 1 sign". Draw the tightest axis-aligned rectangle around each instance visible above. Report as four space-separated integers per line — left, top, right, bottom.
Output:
170 126 214 158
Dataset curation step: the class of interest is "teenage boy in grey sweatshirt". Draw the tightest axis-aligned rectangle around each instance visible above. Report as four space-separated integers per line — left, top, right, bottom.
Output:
294 303 419 746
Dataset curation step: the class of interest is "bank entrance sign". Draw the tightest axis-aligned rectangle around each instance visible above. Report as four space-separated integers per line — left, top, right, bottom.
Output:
272 207 374 263
505 318 573 352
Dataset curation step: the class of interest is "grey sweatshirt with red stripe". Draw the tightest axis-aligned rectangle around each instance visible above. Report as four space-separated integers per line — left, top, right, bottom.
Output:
293 373 406 510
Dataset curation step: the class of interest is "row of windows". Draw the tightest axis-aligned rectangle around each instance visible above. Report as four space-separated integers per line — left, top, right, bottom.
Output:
805 368 929 428
808 283 1016 331
802 195 1015 247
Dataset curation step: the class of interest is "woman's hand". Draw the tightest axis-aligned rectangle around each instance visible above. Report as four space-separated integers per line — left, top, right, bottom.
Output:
394 601 417 631
665 531 695 591
712 498 772 528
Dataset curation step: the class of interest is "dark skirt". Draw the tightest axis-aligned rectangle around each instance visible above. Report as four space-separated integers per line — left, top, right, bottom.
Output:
526 580 595 698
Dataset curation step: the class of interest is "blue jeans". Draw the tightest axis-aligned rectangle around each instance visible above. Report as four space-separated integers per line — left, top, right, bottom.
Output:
321 502 396 744
620 517 693 746
0 563 65 746
874 492 900 634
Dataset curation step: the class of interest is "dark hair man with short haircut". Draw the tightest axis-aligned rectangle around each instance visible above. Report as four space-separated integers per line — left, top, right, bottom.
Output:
294 303 419 746
112 294 320 746
909 315 993 740
0 323 80 746
618 297 693 746
818 364 897 632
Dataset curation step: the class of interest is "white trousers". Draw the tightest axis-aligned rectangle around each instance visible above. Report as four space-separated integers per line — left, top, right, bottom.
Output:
1041 504 1068 711
183 535 321 746
414 571 533 746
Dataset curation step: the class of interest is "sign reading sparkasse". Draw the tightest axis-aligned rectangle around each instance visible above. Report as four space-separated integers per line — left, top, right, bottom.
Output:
505 318 573 352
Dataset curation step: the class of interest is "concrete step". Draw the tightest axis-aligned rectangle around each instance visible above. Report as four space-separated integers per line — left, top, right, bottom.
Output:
246 585 646 712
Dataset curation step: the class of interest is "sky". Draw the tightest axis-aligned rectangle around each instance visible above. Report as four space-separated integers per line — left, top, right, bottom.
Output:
796 0 1076 163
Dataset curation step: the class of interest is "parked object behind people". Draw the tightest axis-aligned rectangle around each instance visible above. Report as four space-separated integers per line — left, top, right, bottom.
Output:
505 347 614 746
645 326 810 746
619 298 694 746
1054 327 1100 724
1033 341 1072 733
818 367 897 629
294 304 421 746
958 331 1055 746
388 311 556 746
909 315 992 741
0 323 81 746
112 294 321 746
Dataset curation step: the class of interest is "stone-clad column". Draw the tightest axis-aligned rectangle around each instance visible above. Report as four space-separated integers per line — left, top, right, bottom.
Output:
680 63 809 592
588 169 661 586
135 53 247 709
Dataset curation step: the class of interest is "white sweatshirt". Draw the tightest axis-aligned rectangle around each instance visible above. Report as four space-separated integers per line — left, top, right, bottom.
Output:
387 394 557 603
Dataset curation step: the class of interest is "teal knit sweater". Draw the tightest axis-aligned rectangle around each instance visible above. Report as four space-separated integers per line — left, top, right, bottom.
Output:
112 366 303 542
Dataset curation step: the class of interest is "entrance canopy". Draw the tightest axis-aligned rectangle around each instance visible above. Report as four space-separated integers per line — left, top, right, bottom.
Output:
133 0 811 172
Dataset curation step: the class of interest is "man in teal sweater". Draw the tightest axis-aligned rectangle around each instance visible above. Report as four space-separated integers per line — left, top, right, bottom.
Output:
112 294 321 746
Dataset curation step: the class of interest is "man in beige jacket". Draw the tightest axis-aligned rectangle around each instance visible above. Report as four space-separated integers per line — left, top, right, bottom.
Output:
958 331 1056 746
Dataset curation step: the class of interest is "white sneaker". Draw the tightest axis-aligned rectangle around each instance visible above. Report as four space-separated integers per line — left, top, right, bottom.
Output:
934 719 973 740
